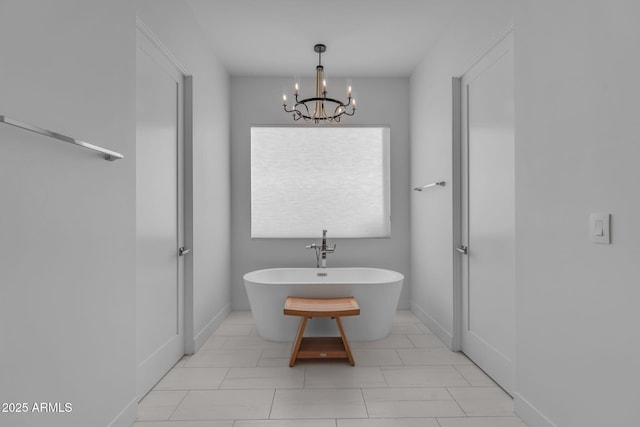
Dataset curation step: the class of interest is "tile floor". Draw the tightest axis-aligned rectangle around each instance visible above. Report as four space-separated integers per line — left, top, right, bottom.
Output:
134 310 527 427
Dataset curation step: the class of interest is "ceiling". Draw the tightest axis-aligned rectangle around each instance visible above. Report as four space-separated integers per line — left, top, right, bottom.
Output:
185 0 463 77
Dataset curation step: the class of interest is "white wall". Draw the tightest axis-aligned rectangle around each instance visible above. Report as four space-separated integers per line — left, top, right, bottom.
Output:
0 1 137 426
409 0 514 346
514 1 640 426
230 77 411 310
136 0 231 351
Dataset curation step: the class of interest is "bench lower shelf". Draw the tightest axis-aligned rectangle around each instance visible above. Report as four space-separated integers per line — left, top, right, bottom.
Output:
295 337 349 360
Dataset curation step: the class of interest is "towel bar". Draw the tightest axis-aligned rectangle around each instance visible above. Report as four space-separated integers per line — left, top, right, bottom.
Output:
413 181 445 191
1 115 124 161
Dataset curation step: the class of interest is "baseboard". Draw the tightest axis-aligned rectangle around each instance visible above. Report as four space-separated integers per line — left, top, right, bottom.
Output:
410 302 453 349
107 396 137 427
192 303 231 353
514 392 558 427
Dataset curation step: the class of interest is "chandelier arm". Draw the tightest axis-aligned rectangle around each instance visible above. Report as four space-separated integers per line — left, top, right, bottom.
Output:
297 98 351 120
297 96 349 105
291 105 317 124
297 102 313 121
289 96 356 122
331 104 346 120
284 103 305 121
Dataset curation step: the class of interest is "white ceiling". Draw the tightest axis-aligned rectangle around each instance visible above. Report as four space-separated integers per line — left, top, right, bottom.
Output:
185 0 463 77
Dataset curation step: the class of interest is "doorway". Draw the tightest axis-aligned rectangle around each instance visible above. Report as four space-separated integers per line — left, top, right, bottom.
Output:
453 29 515 394
135 24 190 399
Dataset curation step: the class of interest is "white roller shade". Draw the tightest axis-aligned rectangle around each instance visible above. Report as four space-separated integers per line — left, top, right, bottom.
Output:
251 126 391 238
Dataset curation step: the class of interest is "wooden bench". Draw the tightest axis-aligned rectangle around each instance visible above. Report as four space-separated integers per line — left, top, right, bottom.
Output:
283 296 360 367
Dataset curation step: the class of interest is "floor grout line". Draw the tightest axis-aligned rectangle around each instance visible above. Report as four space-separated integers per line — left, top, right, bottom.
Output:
266 388 276 420
165 389 189 422
359 387 370 419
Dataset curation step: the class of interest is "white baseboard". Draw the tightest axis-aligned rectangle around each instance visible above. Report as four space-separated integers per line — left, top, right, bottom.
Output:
107 396 137 427
192 303 231 353
514 392 558 427
410 302 453 349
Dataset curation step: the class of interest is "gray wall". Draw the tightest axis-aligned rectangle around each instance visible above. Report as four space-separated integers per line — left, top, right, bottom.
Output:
231 76 411 310
0 1 137 426
137 0 231 353
411 1 640 426
0 2 231 426
410 0 514 346
514 1 640 426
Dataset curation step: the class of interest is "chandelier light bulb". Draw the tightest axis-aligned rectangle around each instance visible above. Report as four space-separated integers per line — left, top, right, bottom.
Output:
282 94 287 106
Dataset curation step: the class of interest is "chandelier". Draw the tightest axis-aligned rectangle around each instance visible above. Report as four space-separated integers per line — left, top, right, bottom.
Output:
282 44 356 124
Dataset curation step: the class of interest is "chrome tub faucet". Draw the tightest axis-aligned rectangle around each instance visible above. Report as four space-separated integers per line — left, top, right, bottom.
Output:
305 229 336 268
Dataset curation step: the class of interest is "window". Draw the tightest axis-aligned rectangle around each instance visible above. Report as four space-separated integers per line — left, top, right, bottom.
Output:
251 126 390 238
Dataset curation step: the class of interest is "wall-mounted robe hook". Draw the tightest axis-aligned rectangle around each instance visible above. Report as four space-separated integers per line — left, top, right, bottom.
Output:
413 181 446 191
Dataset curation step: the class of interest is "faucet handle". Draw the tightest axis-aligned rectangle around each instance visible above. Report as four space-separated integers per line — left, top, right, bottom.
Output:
305 243 318 249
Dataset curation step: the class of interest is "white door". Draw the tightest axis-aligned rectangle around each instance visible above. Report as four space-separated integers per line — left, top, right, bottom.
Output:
460 31 515 394
136 29 185 399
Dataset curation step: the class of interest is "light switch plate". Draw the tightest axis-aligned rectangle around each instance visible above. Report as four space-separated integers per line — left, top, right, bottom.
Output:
590 213 610 244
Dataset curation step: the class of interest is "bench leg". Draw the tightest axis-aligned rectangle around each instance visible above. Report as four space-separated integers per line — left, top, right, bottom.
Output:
289 316 308 367
335 316 355 366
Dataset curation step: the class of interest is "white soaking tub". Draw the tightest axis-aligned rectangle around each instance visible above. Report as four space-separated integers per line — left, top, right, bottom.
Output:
243 268 404 341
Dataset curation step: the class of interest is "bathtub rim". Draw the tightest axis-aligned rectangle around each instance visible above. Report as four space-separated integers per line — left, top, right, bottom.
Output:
243 267 404 286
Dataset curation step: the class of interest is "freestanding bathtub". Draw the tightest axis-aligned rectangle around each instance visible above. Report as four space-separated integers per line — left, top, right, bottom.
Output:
243 268 404 342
